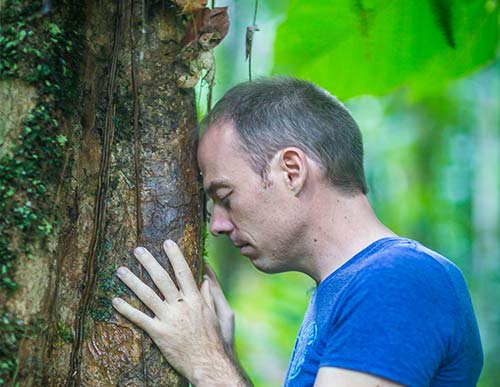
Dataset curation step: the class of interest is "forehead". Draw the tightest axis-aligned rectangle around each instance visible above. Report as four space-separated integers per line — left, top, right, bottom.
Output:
197 122 252 190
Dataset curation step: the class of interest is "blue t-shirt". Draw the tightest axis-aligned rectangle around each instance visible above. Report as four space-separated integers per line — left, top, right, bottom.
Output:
284 237 483 387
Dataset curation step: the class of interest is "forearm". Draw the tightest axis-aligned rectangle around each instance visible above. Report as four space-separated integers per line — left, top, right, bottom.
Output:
190 348 253 387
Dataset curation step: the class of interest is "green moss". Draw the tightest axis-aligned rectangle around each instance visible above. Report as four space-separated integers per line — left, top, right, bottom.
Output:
56 319 74 344
202 222 209 264
0 1 82 383
0 311 43 386
90 264 128 322
0 311 24 385
114 84 135 142
0 0 81 291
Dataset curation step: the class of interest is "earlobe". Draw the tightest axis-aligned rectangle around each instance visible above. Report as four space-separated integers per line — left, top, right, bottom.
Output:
279 148 307 195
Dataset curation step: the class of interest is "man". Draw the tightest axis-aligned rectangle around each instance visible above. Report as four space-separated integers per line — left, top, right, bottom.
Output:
112 78 483 386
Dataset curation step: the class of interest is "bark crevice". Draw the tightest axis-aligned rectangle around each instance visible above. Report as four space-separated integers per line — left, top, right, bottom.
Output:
66 1 125 385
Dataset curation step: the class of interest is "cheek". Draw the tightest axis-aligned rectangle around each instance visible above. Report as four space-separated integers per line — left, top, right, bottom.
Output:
231 194 265 229
234 187 286 228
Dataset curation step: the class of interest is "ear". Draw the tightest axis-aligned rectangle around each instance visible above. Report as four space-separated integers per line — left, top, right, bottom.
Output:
278 147 308 195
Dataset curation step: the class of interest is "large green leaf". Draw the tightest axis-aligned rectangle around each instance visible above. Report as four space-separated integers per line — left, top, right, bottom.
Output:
273 0 499 98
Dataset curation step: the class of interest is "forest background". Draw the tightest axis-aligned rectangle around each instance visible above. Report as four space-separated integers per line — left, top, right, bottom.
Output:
205 1 499 387
0 0 498 386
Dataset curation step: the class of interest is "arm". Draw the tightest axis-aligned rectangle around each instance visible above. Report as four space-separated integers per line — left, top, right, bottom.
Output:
112 239 252 387
314 367 405 387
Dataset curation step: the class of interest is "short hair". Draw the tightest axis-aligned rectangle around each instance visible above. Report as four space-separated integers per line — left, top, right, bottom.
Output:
201 77 368 195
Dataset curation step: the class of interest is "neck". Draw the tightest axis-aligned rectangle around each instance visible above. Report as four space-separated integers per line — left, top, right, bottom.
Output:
299 189 396 284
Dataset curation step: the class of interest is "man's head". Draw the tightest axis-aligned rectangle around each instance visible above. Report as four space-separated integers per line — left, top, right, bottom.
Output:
197 77 368 274
200 77 367 195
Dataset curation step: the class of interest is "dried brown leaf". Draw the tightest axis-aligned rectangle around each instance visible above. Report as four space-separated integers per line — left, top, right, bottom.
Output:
172 0 208 14
245 25 259 60
182 7 229 49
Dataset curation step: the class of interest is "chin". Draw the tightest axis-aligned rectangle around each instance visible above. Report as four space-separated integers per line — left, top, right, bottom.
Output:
248 255 290 274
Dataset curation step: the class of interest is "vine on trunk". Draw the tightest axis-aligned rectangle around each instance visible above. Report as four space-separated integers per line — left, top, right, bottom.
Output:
0 0 82 384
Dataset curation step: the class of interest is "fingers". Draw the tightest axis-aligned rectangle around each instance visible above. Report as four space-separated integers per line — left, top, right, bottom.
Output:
204 264 221 289
116 267 165 316
163 240 198 295
208 277 233 320
112 297 154 330
201 279 215 312
133 246 179 303
203 266 235 351
204 264 232 318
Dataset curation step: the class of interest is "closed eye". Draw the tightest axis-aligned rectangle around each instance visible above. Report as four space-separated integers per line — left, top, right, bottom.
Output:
219 192 232 208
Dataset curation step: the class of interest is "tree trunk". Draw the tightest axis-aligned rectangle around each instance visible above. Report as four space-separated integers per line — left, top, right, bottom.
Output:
0 1 202 386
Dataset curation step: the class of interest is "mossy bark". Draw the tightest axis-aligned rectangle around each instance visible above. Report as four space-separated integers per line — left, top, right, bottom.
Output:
0 1 202 386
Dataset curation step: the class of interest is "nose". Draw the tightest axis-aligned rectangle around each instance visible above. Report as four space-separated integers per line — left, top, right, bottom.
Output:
209 206 234 236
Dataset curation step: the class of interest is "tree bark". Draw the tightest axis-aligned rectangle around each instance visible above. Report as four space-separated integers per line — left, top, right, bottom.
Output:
0 1 202 386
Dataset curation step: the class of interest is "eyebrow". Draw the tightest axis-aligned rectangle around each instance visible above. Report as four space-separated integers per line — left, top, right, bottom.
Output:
205 179 232 198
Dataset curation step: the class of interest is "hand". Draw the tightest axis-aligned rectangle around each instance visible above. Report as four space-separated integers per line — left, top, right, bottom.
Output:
112 240 244 386
201 264 235 353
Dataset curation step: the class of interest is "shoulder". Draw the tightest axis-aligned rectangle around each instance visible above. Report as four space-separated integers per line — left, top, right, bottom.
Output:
321 238 468 332
349 238 465 297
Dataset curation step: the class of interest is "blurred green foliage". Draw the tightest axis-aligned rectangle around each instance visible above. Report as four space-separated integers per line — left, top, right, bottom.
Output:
208 1 499 386
274 0 499 99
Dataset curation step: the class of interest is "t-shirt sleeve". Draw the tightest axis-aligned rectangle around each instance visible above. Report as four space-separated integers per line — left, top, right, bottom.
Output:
320 255 458 387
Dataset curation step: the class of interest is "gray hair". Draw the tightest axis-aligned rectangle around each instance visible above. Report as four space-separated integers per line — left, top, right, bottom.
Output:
201 77 368 195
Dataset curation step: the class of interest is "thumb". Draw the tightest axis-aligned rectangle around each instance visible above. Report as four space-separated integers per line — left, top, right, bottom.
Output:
201 277 216 312
204 265 233 319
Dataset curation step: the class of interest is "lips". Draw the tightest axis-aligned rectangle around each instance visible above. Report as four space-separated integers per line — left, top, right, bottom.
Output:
230 236 253 255
239 244 252 256
233 242 248 248
230 236 246 248
231 239 252 254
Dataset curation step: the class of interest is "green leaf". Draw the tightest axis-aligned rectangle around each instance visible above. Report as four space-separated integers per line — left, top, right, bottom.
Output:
273 0 499 99
56 134 67 146
18 30 27 41
5 40 18 49
48 23 62 36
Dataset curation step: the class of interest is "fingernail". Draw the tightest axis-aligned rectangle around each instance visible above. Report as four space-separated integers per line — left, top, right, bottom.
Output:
117 267 127 276
135 246 146 255
112 297 122 306
203 274 209 281
164 239 174 248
